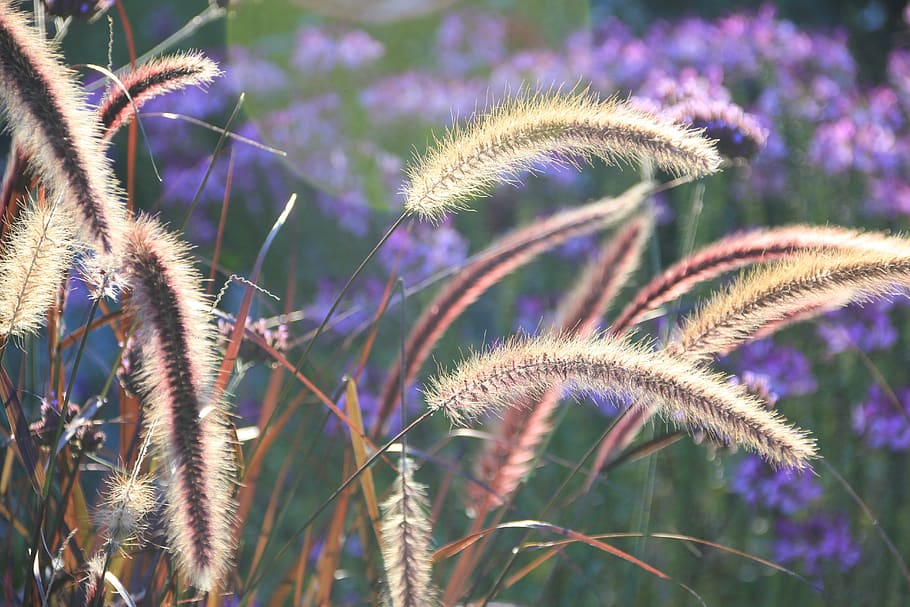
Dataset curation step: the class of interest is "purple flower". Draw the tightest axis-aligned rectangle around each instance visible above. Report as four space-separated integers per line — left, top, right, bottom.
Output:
816 300 898 355
435 11 508 74
379 221 468 284
867 174 910 217
291 27 384 74
774 514 861 576
730 455 822 515
733 338 817 398
852 384 910 451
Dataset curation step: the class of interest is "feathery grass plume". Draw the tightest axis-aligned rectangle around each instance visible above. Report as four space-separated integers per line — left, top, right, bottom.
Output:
402 90 722 221
472 214 652 506
97 51 220 140
374 182 650 434
674 249 910 361
0 197 76 336
121 216 235 591
96 469 156 550
424 333 817 468
380 458 437 607
0 1 126 256
609 224 910 336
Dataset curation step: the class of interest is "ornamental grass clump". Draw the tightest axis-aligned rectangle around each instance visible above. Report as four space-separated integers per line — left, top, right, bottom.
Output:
2 3 910 605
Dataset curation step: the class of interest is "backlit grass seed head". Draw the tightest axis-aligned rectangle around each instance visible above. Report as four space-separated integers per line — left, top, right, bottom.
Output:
375 182 650 433
424 334 817 469
0 1 127 256
121 216 235 591
403 91 721 221
380 458 437 607
610 224 910 336
96 470 156 548
675 249 910 360
98 51 220 139
0 198 76 336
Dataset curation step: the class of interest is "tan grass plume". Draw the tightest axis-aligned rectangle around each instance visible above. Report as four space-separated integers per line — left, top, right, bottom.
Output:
403 90 722 221
674 249 910 361
424 333 816 469
380 458 437 607
0 197 76 336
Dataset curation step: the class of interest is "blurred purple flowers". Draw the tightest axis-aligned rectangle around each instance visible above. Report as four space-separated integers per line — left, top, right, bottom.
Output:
774 515 861 575
852 384 910 451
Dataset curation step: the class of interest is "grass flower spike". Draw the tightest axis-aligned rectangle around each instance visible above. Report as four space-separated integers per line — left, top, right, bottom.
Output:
0 1 126 255
675 249 910 360
380 458 437 607
121 216 234 590
98 51 221 139
375 183 649 433
425 333 816 469
0 198 75 335
403 90 722 221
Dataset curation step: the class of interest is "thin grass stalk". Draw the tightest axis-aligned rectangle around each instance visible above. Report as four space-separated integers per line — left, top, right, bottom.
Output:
374 182 650 435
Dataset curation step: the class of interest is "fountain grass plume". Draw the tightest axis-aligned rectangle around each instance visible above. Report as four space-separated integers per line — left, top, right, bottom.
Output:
424 333 817 469
380 458 437 607
610 224 910 336
121 216 234 591
402 90 722 222
98 51 221 139
473 215 652 505
0 0 126 256
0 197 76 336
674 248 910 361
374 182 649 434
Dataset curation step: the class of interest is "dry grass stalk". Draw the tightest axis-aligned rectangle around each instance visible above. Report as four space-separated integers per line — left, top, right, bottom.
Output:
675 249 910 361
403 90 721 221
374 182 649 434
98 51 220 139
0 198 76 336
473 214 652 506
425 333 816 468
380 458 437 607
121 216 235 591
0 1 126 256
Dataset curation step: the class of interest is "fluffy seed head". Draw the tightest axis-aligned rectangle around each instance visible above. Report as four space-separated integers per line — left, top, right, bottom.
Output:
96 470 156 548
121 216 235 590
380 458 437 607
403 90 722 221
98 51 221 139
675 249 910 360
0 197 76 336
425 333 817 469
666 99 767 162
375 182 649 434
0 1 126 256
